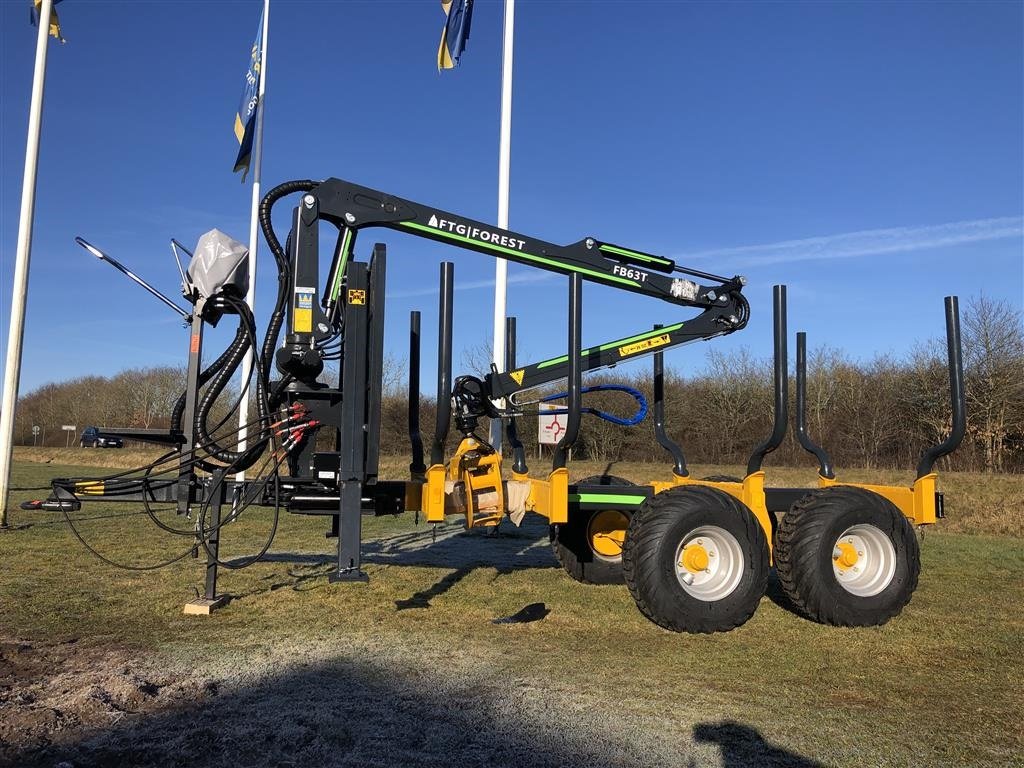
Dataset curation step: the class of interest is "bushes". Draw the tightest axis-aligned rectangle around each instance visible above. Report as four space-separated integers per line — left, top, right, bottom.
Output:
14 298 1022 472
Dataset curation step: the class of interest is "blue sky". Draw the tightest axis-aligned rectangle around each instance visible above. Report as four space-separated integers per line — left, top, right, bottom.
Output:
2 0 1022 395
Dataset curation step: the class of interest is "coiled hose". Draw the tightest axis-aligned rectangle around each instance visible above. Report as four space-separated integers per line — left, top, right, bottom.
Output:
178 179 316 469
193 298 267 468
257 179 317 390
170 324 247 433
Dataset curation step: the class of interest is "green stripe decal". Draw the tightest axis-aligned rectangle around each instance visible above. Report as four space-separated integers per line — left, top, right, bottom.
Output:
597 323 684 352
398 221 638 288
537 355 569 369
534 323 685 370
569 493 647 505
599 244 673 267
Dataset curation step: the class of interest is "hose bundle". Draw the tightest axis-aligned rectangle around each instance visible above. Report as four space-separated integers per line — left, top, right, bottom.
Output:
540 384 648 426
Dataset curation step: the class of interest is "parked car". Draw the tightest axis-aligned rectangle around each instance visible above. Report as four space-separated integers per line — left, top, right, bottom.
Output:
80 427 124 448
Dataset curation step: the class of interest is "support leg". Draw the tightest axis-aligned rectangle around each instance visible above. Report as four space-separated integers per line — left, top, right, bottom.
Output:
184 471 230 615
330 480 368 583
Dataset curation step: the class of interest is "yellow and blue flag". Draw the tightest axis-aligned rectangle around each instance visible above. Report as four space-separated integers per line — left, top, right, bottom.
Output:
438 0 473 70
30 0 65 44
233 8 264 181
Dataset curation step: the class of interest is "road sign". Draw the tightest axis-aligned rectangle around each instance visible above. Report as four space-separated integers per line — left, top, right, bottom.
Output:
31 425 40 436
538 403 565 445
61 425 76 431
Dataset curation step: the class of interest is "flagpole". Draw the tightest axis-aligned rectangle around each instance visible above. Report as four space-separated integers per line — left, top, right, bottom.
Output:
489 0 515 451
0 0 54 528
235 0 270 486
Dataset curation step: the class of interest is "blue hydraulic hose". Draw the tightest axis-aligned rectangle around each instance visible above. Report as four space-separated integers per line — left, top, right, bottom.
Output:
540 384 648 426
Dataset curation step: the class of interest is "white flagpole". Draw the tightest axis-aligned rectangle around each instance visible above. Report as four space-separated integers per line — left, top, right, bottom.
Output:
489 0 515 451
0 0 54 528
235 0 270 486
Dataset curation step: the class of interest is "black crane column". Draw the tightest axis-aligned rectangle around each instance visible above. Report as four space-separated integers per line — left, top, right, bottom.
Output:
331 262 371 583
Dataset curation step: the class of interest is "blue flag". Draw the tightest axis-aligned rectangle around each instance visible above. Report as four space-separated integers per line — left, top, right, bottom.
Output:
30 0 65 43
233 8 264 181
438 0 473 70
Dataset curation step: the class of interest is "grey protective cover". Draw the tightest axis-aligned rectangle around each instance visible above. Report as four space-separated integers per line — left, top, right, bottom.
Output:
187 229 249 299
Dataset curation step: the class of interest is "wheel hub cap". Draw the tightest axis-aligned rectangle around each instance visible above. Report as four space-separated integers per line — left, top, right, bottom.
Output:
587 510 629 559
833 541 860 570
831 525 897 597
673 526 745 602
681 543 710 573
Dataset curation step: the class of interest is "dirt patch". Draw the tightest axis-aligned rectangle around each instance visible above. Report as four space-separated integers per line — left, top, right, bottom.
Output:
0 637 213 767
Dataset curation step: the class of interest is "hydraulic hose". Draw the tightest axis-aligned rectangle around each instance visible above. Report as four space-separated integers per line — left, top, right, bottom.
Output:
181 179 313 470
194 299 267 469
170 324 247 432
258 179 317 386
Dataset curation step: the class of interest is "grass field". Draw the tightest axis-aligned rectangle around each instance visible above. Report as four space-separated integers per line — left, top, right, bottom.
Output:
2 449 1023 767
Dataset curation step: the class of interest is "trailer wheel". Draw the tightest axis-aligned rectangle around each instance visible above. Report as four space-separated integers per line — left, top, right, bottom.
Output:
622 486 769 633
774 487 920 627
551 475 635 585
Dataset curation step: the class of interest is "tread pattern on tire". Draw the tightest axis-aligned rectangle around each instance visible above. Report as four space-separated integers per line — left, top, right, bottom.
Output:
622 485 769 634
774 486 920 627
551 475 634 585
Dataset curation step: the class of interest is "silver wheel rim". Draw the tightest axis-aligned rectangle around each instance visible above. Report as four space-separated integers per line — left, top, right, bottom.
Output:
832 524 896 597
673 525 744 601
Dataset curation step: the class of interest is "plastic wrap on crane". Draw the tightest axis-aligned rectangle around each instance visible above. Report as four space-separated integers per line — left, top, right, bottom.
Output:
187 229 249 299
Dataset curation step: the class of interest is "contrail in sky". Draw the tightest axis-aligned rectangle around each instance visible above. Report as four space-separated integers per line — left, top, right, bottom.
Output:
678 216 1023 268
387 270 554 299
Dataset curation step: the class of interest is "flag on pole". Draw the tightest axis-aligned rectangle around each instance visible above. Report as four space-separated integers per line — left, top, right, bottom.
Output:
438 0 473 70
233 7 264 181
30 0 65 44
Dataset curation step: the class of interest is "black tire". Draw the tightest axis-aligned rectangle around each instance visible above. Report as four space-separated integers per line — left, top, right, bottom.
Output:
551 475 635 585
622 485 769 633
774 487 920 627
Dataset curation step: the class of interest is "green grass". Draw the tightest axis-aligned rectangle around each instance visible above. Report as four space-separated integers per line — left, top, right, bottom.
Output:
3 456 1023 767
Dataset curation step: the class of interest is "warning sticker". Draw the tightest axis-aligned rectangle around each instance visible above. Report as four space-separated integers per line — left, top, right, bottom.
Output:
348 289 366 305
294 290 314 333
618 333 671 358
509 369 525 386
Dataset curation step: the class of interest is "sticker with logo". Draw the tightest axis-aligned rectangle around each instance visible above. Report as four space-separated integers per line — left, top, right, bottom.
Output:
294 288 315 333
427 214 527 251
348 289 366 305
618 333 671 357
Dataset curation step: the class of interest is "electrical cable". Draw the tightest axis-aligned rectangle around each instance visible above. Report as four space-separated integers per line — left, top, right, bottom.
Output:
53 179 317 572
59 495 200 571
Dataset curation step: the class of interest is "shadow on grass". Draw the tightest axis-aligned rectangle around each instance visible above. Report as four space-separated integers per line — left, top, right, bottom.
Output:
11 655 824 768
693 721 825 768
226 513 556 572
222 514 558 606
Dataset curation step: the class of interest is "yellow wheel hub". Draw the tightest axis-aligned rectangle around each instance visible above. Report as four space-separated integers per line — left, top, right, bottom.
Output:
680 543 710 573
587 510 629 558
833 541 860 570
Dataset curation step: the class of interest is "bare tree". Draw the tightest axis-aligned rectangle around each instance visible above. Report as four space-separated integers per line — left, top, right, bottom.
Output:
961 295 1024 472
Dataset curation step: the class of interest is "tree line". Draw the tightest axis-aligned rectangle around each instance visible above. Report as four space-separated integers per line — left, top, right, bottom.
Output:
14 297 1023 472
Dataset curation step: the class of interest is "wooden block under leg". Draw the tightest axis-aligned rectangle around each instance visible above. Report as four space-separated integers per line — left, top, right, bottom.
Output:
183 595 230 615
